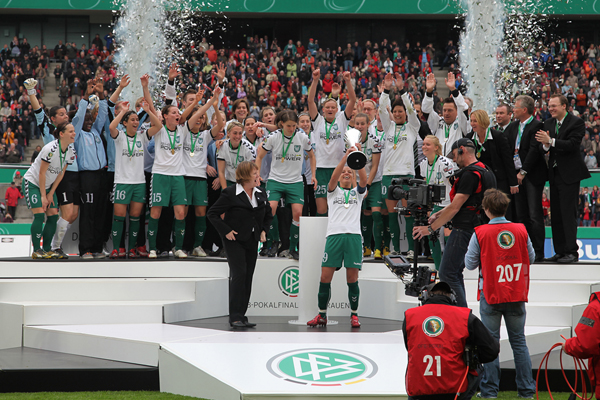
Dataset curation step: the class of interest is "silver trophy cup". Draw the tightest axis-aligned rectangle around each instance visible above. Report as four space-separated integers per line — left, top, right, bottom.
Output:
344 128 367 170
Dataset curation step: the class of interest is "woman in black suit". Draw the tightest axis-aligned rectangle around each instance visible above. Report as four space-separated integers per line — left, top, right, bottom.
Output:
207 161 272 328
468 110 519 219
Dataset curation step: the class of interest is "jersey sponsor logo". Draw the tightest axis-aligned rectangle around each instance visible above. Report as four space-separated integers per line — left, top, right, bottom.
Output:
198 137 204 144
238 156 245 162
266 348 377 385
294 145 301 152
366 148 372 155
136 141 142 148
497 230 515 249
422 316 444 337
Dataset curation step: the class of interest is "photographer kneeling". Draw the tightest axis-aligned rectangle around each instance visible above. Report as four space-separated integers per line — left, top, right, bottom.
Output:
413 138 495 308
403 281 499 400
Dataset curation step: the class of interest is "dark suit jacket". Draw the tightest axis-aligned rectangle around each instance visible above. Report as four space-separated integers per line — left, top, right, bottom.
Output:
505 118 548 186
468 128 518 188
207 184 273 243
541 113 590 185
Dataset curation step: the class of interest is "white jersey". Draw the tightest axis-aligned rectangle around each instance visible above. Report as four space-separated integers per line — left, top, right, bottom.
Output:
217 138 256 182
418 155 456 207
379 92 419 176
326 185 366 237
313 112 350 168
113 130 149 184
246 131 272 181
359 130 382 182
25 140 76 189
422 91 469 156
183 129 214 178
262 128 312 184
152 124 188 176
303 131 317 183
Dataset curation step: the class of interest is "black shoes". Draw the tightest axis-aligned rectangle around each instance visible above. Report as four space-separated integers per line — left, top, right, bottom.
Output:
267 241 279 257
544 254 563 262
230 321 257 328
557 254 578 264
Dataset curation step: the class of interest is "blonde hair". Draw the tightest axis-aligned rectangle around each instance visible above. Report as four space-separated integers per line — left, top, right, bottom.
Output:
470 109 490 130
235 161 259 184
424 135 443 156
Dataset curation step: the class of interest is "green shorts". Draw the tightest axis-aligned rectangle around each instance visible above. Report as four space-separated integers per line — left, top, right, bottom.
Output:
362 181 383 209
150 173 187 207
266 180 304 205
321 234 363 270
381 175 414 209
113 183 146 205
315 168 335 198
23 179 58 210
185 178 208 206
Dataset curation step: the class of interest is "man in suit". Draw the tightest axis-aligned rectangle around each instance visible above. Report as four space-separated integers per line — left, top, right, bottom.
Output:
207 161 273 328
506 95 547 262
536 94 590 263
494 103 513 133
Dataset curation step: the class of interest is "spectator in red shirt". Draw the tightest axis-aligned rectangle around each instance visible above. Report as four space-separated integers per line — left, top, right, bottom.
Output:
322 72 334 94
206 44 217 64
4 181 23 221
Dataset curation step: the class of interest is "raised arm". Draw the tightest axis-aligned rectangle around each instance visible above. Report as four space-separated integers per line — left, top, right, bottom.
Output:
143 100 163 137
165 63 179 106
140 74 158 116
308 68 320 120
422 73 440 133
109 74 130 105
342 71 356 119
211 95 225 139
24 78 41 110
328 147 353 192
378 73 394 131
109 101 129 139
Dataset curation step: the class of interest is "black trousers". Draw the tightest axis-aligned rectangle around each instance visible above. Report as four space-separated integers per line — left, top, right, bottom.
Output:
514 178 545 258
224 238 258 323
549 171 580 256
7 205 16 218
496 178 514 222
79 170 108 254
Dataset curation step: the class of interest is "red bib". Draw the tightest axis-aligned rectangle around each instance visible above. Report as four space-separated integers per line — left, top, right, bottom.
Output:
474 222 530 304
405 304 471 396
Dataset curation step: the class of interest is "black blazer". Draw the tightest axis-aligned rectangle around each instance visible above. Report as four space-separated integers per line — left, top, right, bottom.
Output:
468 128 518 187
541 113 591 185
505 118 548 186
207 184 273 243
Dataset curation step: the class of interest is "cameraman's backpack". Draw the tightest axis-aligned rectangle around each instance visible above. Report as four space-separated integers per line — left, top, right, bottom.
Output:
453 162 497 223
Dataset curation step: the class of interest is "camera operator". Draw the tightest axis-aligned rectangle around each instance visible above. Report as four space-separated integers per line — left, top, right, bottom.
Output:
562 290 600 400
403 281 499 400
413 138 495 308
464 189 536 399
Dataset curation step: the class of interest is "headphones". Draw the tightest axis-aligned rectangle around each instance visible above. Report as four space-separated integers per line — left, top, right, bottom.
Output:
419 285 458 305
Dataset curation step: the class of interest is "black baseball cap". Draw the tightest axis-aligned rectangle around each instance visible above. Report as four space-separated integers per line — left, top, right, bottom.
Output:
425 281 453 294
450 138 476 152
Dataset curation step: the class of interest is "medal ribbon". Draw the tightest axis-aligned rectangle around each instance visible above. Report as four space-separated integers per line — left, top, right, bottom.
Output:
127 133 137 158
230 141 241 168
281 130 296 162
426 155 438 184
190 132 199 154
393 122 406 148
58 139 66 169
325 120 334 143
164 125 177 153
343 188 351 206
444 124 450 139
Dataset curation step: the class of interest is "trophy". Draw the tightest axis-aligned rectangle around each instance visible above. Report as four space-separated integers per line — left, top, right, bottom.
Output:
344 128 367 170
